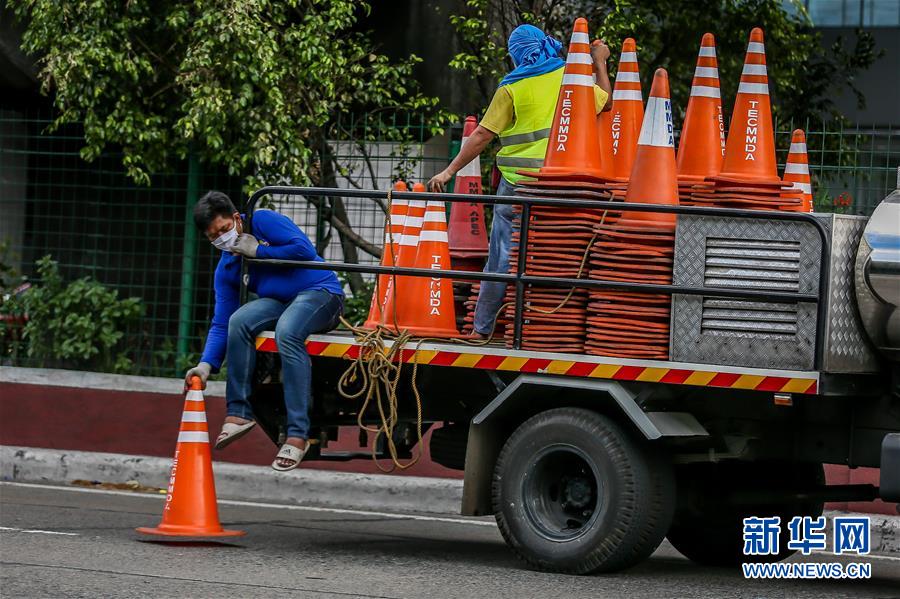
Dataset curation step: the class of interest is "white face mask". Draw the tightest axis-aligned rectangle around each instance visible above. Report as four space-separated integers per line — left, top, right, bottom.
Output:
212 220 239 251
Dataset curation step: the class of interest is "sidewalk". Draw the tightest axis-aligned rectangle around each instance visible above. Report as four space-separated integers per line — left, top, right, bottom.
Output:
2 445 898 556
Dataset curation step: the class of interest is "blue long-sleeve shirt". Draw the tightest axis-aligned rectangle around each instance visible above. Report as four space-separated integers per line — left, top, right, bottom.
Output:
200 209 343 369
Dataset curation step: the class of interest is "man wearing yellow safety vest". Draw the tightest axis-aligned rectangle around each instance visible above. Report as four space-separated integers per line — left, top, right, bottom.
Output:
428 24 612 338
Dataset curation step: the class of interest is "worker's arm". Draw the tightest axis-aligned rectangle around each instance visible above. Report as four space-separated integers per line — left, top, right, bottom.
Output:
248 210 318 261
427 125 496 193
198 262 240 372
591 40 613 112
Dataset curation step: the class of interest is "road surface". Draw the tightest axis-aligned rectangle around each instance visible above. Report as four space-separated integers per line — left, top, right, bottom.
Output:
1 482 898 598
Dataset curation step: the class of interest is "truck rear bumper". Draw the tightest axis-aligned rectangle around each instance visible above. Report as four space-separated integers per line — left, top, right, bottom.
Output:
881 433 900 502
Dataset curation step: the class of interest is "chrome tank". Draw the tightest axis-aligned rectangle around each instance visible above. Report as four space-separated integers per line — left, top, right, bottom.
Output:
855 172 900 361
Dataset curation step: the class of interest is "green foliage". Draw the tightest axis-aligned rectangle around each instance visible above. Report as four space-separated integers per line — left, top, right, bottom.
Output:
449 0 879 124
338 272 374 327
9 256 143 372
11 0 454 189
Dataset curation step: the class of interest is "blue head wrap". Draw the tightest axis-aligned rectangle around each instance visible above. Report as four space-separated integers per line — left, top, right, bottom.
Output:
499 25 565 87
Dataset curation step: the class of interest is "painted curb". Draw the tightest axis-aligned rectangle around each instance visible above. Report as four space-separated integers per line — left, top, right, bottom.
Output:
0 445 463 515
0 366 227 397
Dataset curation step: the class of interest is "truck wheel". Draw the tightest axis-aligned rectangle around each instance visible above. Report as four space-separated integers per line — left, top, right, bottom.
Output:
666 461 825 567
492 408 675 574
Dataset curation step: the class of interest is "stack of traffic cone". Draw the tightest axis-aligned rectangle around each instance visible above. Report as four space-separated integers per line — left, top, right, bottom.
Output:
381 185 427 331
586 69 678 360
363 181 409 329
394 199 460 337
676 33 725 205
448 116 489 270
607 37 644 191
136 377 244 538
502 17 619 353
781 129 814 212
690 28 801 211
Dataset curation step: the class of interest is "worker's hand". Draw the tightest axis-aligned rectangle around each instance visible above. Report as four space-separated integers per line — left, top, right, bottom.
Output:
428 170 452 193
591 39 610 64
231 233 259 258
184 362 212 391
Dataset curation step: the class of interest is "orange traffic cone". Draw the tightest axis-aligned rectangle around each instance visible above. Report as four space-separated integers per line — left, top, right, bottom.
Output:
610 38 644 181
619 68 679 230
363 181 409 329
448 116 488 266
136 377 244 538
381 187 427 330
677 33 725 189
713 28 780 185
782 129 813 212
396 200 460 337
528 17 605 180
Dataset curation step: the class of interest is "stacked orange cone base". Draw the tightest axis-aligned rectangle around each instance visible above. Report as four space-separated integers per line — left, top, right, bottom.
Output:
586 68 678 360
136 377 245 538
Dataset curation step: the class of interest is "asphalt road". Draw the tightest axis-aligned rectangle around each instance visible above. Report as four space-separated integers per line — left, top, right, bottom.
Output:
1 482 898 598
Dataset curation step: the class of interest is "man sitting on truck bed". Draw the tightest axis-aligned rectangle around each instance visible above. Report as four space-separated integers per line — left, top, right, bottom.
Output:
185 191 344 471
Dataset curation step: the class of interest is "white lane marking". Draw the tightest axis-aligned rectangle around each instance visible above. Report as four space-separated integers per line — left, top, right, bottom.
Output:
1 482 496 527
0 526 79 536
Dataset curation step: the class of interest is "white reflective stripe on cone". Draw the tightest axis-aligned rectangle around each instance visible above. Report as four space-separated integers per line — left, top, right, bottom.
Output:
423 211 446 222
791 182 812 194
566 53 592 65
613 89 643 101
637 96 675 148
789 142 808 153
419 230 449 242
571 32 590 44
698 46 717 57
619 51 637 62
398 235 420 246
693 67 719 79
185 390 204 402
737 82 769 95
690 85 721 98
747 42 765 54
742 64 768 76
616 71 641 82
784 162 810 175
402 216 424 228
561 73 594 87
181 411 207 423
177 431 209 443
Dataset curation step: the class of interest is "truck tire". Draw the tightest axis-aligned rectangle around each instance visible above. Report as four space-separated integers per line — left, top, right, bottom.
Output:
666 461 825 567
492 408 675 574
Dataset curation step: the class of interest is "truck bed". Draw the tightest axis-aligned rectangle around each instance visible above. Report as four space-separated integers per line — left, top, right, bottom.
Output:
255 330 820 395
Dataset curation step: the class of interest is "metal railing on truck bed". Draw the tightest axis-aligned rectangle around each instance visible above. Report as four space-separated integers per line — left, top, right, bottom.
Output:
242 186 834 394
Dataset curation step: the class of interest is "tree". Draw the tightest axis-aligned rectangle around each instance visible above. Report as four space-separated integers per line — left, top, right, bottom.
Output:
449 0 879 125
10 0 454 292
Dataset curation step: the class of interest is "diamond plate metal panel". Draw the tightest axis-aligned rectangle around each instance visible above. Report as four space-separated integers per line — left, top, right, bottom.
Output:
672 215 820 370
821 215 879 372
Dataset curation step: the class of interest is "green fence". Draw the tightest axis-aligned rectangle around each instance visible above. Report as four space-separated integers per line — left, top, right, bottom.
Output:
0 111 897 378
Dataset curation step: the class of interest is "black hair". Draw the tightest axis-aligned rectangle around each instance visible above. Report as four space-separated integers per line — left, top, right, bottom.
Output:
193 191 237 231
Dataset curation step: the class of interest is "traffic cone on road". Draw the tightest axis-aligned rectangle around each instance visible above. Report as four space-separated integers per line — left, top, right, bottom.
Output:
677 33 725 203
782 129 814 212
363 181 409 329
448 116 488 267
713 27 779 185
527 17 606 181
396 200 460 337
136 377 244 538
610 38 644 181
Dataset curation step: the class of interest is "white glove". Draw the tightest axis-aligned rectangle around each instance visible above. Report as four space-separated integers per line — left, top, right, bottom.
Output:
184 362 212 390
232 234 259 258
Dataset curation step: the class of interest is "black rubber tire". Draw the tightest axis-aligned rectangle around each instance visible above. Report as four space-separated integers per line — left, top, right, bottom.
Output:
666 461 826 567
492 408 675 574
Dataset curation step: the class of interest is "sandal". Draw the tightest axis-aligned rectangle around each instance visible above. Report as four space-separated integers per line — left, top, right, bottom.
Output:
214 420 256 450
271 442 309 472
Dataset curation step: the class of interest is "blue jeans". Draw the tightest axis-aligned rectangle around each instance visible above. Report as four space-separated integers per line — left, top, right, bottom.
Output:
225 289 343 439
474 178 517 335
